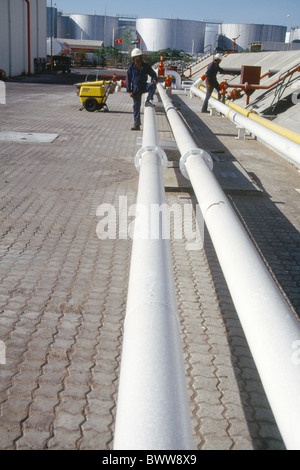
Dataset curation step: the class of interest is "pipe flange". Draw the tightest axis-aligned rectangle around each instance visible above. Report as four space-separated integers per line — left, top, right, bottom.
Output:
180 148 213 180
135 145 168 172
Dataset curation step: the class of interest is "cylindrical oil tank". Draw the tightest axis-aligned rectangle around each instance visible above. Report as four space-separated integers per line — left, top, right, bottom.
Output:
218 23 286 51
136 18 205 53
57 13 72 39
204 23 220 54
67 14 119 45
261 24 287 42
290 28 300 42
47 7 58 37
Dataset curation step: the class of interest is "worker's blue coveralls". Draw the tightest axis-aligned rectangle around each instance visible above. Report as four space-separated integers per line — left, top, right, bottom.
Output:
126 61 157 126
202 61 225 112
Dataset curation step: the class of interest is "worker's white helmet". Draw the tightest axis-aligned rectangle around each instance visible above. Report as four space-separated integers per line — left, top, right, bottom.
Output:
131 48 143 58
214 53 223 61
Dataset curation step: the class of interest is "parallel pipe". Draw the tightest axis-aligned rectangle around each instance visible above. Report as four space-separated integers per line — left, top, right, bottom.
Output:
157 83 300 450
113 105 194 450
191 84 300 168
194 81 300 145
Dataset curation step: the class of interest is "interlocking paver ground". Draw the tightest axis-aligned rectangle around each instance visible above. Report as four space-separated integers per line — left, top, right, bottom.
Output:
0 70 299 450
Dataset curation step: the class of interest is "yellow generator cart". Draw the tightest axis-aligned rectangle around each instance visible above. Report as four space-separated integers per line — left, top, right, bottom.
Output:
75 80 116 112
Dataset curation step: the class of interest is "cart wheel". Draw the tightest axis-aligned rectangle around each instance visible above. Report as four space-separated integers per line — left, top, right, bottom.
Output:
84 98 98 112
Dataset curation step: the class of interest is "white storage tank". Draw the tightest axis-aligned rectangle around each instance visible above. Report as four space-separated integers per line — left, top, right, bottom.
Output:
136 18 205 53
47 6 58 37
218 23 287 51
290 27 300 42
68 14 119 45
204 23 220 54
57 13 71 39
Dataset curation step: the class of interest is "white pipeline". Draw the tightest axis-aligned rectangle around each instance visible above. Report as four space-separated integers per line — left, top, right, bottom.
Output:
157 83 300 450
113 105 194 450
191 84 300 169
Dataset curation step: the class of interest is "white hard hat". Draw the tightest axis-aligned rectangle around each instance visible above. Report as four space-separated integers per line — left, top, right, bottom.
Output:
214 53 223 61
131 48 143 58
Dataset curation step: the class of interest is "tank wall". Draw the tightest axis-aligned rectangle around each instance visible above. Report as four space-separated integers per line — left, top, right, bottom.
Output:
47 7 57 37
136 18 205 53
57 14 71 39
204 23 219 53
33 0 47 60
218 23 287 51
0 0 11 76
137 18 172 52
68 14 119 45
176 19 205 53
290 28 300 42
0 0 47 77
261 25 286 43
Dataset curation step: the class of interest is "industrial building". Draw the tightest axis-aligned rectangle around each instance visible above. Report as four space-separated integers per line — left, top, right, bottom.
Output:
0 0 47 78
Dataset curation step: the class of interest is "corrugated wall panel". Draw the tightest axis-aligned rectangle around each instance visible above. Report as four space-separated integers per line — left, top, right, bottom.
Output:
0 0 10 76
0 0 47 78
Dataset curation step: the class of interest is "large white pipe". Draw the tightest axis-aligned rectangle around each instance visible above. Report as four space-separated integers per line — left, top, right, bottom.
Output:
153 68 181 89
113 105 194 450
191 85 300 169
157 83 300 450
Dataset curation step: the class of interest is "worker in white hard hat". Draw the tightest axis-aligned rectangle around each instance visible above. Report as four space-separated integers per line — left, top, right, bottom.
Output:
126 48 158 130
201 53 225 113
131 48 143 58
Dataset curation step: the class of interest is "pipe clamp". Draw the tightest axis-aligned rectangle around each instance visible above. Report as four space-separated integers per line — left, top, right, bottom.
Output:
180 148 213 179
135 145 167 172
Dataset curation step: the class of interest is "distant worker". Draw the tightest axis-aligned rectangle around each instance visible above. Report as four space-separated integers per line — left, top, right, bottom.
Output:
126 48 158 130
201 53 225 113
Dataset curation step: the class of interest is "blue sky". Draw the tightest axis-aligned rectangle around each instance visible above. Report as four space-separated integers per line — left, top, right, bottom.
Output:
48 0 299 29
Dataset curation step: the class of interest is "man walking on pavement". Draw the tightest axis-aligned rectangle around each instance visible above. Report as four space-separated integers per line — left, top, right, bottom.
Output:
126 48 158 130
201 53 225 113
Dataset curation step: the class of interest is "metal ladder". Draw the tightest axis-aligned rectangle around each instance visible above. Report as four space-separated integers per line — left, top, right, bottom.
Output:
270 62 300 113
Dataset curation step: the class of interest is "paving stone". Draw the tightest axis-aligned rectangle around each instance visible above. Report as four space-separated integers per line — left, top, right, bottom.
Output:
1 74 298 450
16 428 51 450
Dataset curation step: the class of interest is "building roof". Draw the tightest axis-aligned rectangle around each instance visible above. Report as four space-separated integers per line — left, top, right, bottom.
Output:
57 38 104 50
